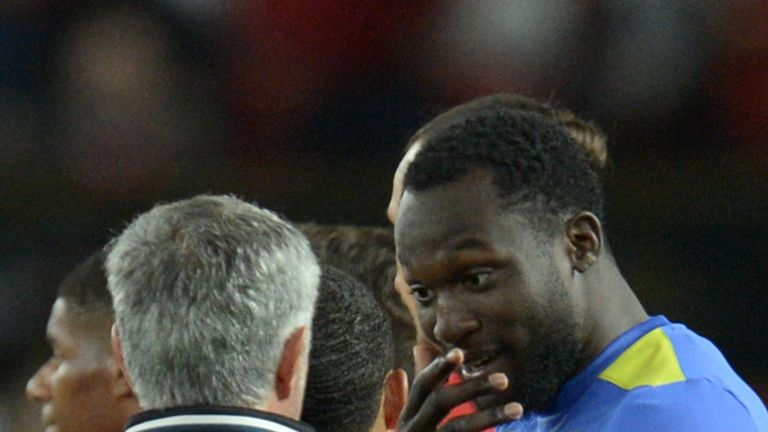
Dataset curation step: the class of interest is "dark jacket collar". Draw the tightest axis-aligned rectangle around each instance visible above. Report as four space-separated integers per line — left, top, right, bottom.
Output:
125 405 315 432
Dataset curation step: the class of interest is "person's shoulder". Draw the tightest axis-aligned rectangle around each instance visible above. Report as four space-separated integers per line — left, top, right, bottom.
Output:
600 378 767 432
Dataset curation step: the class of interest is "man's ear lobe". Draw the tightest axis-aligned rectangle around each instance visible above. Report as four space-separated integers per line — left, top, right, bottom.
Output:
111 361 135 399
111 324 126 379
565 211 602 273
383 369 408 431
275 326 308 401
111 324 135 399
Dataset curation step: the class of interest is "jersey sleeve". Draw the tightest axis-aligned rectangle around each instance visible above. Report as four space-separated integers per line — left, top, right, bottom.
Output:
601 379 762 432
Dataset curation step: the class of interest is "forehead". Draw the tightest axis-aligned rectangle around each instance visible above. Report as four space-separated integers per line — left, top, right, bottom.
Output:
395 171 534 267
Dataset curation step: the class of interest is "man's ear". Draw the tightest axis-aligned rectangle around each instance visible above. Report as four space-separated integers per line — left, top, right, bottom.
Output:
110 359 134 399
111 324 135 399
383 369 408 431
565 211 603 273
275 326 308 401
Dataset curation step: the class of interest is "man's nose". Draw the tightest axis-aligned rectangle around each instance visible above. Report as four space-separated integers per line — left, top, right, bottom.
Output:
433 303 479 346
26 363 53 401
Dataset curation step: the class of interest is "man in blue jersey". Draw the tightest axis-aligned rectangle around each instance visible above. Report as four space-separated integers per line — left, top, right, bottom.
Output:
391 94 768 431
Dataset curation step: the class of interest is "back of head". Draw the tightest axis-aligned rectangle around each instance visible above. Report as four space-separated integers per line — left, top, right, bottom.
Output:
301 266 394 432
106 195 320 409
405 95 606 232
299 224 415 377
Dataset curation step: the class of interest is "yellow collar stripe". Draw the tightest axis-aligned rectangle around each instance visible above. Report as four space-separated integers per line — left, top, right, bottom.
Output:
598 327 686 390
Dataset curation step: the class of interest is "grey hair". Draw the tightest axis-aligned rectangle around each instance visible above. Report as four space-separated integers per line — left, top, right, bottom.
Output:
106 195 320 409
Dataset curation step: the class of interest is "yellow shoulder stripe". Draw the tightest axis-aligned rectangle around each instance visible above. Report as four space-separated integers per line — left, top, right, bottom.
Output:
598 327 686 390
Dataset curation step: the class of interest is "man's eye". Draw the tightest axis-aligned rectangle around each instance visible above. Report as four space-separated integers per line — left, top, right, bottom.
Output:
461 270 491 289
409 284 435 304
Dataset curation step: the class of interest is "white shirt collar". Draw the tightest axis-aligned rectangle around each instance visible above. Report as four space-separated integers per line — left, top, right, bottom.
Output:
125 406 314 432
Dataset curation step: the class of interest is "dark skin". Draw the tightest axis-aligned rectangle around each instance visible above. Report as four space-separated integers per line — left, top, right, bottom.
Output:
394 170 648 431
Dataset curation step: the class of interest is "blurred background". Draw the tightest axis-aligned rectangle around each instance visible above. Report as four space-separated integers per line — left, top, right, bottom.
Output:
1 1 766 429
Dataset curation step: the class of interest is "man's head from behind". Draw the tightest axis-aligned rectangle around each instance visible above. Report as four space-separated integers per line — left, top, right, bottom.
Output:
106 195 320 418
301 266 406 432
26 250 140 432
395 98 607 410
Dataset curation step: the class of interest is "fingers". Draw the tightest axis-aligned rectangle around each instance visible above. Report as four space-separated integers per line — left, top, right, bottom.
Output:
438 402 524 432
400 347 519 432
400 345 525 432
401 348 464 423
414 371 509 429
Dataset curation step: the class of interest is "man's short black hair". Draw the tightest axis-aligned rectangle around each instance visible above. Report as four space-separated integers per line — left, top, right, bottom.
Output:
406 93 608 173
57 249 113 318
405 97 605 229
301 266 394 432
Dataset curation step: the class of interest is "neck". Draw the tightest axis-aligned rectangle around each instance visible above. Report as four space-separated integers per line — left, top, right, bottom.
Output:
576 255 648 370
263 390 302 421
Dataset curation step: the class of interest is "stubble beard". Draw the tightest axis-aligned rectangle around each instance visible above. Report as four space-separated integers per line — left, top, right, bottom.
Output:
481 278 583 413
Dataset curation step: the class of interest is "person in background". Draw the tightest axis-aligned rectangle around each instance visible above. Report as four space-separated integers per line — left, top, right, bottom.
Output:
107 195 320 432
301 265 407 432
26 250 141 432
300 223 416 380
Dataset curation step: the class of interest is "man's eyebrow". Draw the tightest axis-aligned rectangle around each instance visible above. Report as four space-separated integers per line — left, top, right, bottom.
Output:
448 237 494 253
398 237 495 268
